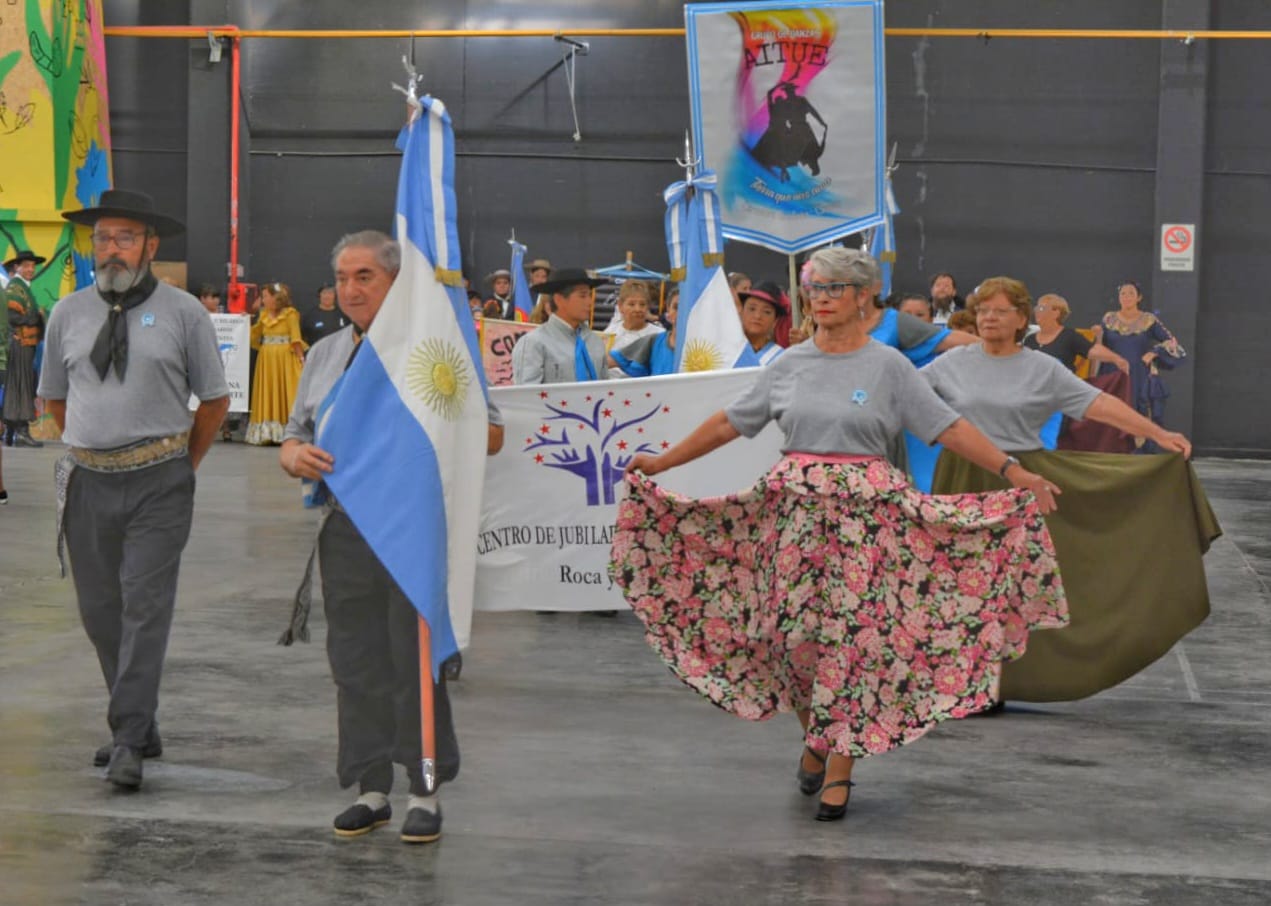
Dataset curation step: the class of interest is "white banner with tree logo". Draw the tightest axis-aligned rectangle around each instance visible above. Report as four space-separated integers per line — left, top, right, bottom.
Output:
476 370 784 611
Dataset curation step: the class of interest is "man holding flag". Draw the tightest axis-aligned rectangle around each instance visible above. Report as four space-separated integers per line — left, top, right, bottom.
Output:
279 92 503 845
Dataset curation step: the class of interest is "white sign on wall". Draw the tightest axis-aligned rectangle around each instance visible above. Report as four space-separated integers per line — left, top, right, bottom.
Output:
1160 223 1196 272
190 313 251 412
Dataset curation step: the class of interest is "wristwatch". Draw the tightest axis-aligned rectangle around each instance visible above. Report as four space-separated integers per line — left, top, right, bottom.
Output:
998 455 1021 478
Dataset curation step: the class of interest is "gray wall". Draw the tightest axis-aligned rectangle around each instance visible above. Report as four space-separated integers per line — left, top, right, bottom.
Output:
101 0 1269 455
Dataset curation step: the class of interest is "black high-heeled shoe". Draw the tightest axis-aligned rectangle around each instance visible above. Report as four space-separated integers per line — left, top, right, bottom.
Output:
815 779 855 822
796 746 826 795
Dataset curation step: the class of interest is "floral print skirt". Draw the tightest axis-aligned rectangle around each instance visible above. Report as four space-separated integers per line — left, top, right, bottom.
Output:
609 455 1069 760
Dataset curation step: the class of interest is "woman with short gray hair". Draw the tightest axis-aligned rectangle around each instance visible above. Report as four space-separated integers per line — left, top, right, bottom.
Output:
611 255 1070 824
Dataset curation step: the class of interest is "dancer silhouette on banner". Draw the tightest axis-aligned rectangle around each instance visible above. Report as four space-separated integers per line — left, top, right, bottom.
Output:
750 77 827 182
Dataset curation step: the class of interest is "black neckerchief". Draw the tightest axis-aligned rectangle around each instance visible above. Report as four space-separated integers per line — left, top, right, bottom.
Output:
90 271 160 381
343 324 366 371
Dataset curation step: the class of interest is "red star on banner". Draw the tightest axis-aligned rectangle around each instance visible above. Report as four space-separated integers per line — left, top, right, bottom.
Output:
534 453 544 463
662 406 670 414
645 392 652 398
539 391 549 399
585 395 593 401
637 427 644 434
559 400 568 407
608 391 615 397
617 440 628 451
623 399 631 407
539 424 550 434
661 441 670 449
602 408 613 418
525 437 533 445
577 423 584 430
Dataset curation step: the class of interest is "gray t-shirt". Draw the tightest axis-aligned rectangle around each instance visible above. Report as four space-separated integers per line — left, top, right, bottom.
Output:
39 282 229 449
285 326 502 446
725 339 960 455
511 315 609 384
921 345 1100 451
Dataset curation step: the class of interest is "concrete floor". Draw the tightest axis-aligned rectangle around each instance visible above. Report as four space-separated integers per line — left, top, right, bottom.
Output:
0 445 1269 905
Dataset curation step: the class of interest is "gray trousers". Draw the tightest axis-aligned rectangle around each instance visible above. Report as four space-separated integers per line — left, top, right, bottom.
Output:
64 457 195 748
319 509 459 795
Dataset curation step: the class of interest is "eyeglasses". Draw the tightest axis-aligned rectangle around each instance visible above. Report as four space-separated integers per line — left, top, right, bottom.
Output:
801 282 858 299
90 230 148 250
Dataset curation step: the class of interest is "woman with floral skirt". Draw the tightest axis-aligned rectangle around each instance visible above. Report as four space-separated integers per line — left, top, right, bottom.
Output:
609 248 1070 822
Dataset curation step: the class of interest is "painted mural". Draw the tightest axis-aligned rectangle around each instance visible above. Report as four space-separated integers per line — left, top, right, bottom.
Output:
0 0 112 313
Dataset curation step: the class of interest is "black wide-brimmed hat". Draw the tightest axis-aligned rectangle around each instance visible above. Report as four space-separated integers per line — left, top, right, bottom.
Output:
61 188 185 237
4 249 46 269
535 267 607 296
738 281 790 315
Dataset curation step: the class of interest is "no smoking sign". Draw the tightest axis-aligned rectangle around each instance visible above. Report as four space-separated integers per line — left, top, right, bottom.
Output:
1160 223 1196 272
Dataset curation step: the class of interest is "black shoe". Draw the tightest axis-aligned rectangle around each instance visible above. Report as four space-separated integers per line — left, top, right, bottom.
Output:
400 804 442 844
13 432 42 448
333 801 393 838
93 727 162 767
0 489 8 504
797 746 827 796
815 779 854 822
105 746 144 790
442 652 463 682
969 699 1007 718
2 431 13 447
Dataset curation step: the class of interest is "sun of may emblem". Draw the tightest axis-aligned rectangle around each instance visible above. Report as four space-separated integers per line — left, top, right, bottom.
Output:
406 338 470 420
680 338 724 372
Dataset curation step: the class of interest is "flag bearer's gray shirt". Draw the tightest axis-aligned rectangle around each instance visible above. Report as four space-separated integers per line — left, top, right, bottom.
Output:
284 325 501 446
38 282 228 449
725 339 960 456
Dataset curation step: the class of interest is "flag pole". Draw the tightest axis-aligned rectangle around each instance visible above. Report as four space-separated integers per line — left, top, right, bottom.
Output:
418 615 437 794
788 254 800 329
395 56 440 798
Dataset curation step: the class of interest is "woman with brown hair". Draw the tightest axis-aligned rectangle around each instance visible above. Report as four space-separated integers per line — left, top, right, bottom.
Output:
924 276 1218 704
246 282 306 445
603 280 664 352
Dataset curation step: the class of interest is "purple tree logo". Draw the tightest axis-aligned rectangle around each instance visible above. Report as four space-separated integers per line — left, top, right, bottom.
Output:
524 390 669 506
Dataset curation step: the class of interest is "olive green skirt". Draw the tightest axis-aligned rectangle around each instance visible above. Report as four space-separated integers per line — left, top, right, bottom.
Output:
931 450 1220 701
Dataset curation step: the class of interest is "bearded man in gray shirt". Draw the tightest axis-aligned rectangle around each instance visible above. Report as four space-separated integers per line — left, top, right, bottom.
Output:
39 190 230 790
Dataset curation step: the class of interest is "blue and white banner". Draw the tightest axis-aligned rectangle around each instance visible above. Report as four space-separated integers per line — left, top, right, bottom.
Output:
476 371 784 611
869 174 898 298
665 170 759 372
685 0 887 253
508 238 535 320
316 97 490 672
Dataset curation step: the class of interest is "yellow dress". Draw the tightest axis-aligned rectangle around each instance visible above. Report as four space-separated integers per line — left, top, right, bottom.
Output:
245 307 306 445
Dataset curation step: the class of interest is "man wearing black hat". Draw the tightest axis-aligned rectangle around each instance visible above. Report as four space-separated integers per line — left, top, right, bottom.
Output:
511 267 609 384
38 189 230 790
3 249 48 447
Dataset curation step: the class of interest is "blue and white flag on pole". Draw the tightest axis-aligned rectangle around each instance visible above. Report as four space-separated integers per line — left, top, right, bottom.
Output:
664 169 758 372
869 174 899 299
508 238 535 321
316 96 490 676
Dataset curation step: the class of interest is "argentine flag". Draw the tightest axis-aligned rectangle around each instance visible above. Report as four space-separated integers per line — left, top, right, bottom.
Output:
509 238 535 321
665 170 758 372
869 174 899 299
316 96 490 677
